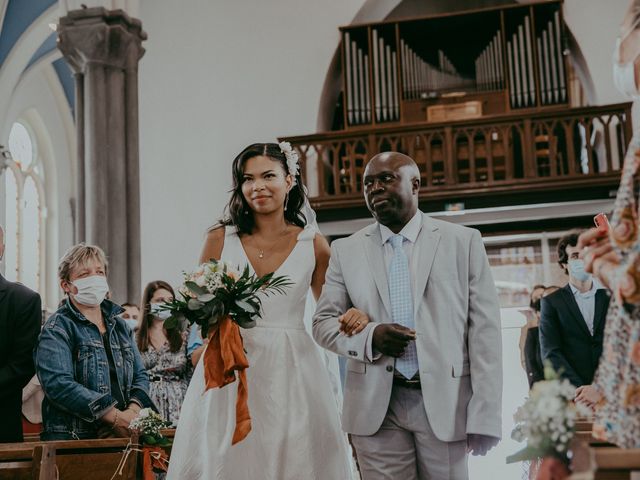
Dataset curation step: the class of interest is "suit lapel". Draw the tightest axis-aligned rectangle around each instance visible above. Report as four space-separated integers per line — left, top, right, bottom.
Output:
593 289 609 335
559 284 591 337
0 274 7 304
413 214 440 316
364 225 392 318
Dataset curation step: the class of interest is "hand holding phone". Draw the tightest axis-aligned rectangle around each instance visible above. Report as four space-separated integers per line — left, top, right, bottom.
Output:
594 213 610 232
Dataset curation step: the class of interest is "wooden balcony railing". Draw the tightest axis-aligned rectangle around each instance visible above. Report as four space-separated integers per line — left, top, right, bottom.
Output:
282 103 632 211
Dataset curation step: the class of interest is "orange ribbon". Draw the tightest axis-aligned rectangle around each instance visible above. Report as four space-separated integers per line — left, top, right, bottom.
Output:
203 316 251 445
141 446 169 480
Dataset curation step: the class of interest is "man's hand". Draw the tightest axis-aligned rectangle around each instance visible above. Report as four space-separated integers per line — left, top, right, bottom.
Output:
372 323 415 357
575 384 602 409
466 434 499 456
339 308 370 336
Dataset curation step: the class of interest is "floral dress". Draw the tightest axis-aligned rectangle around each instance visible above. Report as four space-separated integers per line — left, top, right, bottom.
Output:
591 135 640 448
140 334 190 427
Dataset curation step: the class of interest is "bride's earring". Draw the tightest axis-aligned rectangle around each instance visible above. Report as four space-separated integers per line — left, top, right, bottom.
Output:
284 191 290 211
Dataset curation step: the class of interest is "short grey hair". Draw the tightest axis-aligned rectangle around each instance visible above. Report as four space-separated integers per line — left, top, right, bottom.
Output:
58 243 108 283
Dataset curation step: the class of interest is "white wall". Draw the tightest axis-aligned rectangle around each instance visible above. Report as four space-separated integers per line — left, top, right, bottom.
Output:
138 0 365 286
564 0 629 105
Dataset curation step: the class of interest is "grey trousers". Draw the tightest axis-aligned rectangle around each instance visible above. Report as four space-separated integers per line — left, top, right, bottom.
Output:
351 385 468 480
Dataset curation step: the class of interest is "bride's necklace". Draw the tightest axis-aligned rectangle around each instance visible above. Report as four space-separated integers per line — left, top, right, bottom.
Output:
253 226 289 259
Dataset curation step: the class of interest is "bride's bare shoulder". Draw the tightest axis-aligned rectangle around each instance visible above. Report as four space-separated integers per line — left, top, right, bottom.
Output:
200 226 226 263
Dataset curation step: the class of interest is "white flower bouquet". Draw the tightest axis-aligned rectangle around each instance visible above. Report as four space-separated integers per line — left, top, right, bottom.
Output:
129 408 172 446
507 366 589 463
162 259 292 338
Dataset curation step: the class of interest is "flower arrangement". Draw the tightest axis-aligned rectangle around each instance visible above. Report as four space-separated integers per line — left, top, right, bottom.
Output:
163 259 292 338
279 141 300 181
507 366 589 464
129 408 172 447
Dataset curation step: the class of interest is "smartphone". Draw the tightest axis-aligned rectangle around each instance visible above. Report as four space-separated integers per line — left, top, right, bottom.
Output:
594 213 610 231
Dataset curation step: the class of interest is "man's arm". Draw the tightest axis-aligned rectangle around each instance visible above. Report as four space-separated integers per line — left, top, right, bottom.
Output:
539 296 584 386
465 230 503 440
312 241 377 362
0 289 41 401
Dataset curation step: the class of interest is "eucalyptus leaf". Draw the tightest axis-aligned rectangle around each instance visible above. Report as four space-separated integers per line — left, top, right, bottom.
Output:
188 298 204 310
235 299 258 313
198 293 215 303
235 316 257 329
185 281 207 296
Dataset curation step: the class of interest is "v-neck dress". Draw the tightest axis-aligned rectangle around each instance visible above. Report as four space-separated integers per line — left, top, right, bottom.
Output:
167 225 352 480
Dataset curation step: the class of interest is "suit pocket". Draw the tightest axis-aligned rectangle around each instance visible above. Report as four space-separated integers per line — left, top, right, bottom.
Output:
347 360 366 374
452 362 470 377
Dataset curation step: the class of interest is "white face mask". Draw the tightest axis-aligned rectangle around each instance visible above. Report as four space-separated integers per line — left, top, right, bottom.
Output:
71 275 109 306
613 36 640 98
150 302 171 320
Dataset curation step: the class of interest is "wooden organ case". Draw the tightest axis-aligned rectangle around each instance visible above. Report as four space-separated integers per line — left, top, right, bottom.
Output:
339 0 570 129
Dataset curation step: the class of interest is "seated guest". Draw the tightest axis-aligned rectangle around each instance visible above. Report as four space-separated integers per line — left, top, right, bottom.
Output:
121 302 141 332
0 224 42 442
539 232 610 400
35 243 153 440
137 281 190 426
521 284 545 388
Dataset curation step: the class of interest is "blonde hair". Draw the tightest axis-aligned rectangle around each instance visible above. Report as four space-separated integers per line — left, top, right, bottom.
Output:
58 243 108 283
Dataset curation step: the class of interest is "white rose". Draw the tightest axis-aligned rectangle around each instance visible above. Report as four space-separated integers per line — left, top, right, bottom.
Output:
279 141 293 153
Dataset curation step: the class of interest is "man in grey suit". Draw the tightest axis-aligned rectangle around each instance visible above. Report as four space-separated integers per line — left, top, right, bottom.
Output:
313 152 502 479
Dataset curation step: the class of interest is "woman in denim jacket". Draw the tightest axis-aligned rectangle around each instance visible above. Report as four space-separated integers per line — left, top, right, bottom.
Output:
35 244 154 440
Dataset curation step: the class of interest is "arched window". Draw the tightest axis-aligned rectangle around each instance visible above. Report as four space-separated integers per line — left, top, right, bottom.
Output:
2 122 45 294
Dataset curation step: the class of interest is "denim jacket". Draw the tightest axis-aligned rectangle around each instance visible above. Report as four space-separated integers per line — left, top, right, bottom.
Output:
35 298 153 440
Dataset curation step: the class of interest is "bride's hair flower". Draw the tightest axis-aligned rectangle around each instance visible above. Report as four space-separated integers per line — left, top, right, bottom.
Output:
278 141 299 182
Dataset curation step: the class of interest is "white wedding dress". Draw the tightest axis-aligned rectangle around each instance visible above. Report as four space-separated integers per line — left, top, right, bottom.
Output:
167 225 353 480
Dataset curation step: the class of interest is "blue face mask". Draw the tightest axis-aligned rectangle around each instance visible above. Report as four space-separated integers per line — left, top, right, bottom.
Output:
568 259 591 282
124 318 138 331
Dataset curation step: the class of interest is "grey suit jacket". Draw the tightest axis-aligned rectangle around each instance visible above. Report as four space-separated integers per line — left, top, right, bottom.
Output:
312 213 502 441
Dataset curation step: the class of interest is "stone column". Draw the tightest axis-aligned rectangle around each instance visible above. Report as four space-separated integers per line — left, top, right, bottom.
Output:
58 7 146 304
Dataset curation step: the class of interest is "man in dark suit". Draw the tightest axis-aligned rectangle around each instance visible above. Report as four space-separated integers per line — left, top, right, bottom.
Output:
0 225 42 442
540 231 609 408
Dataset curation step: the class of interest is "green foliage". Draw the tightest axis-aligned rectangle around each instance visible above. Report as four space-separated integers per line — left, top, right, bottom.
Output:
162 259 292 336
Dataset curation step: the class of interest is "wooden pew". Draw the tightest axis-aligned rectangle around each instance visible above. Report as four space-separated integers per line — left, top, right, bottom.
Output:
0 438 136 480
0 443 55 480
54 438 138 480
572 443 640 480
0 429 177 479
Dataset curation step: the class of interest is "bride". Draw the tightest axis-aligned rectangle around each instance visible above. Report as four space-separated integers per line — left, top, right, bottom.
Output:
167 142 363 479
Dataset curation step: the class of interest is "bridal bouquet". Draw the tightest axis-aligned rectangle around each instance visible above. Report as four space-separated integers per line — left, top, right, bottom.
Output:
162 259 292 445
163 259 292 338
507 366 589 465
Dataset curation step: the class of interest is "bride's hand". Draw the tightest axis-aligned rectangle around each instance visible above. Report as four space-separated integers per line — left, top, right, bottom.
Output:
339 308 370 336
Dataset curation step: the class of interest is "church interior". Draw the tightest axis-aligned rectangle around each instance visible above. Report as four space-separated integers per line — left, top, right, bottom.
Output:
1 0 639 479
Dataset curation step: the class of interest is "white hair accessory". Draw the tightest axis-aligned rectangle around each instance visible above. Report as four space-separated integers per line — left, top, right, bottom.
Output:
278 141 300 183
